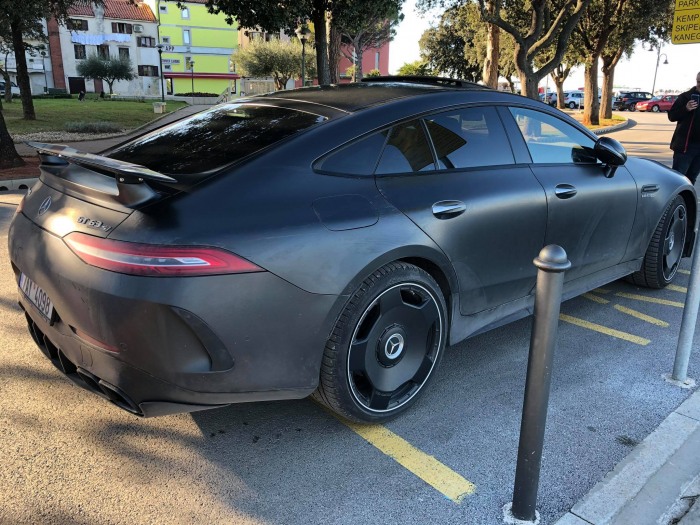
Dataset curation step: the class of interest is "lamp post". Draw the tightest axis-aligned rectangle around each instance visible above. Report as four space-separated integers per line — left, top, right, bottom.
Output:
295 24 310 87
40 50 48 93
190 60 195 104
156 43 165 102
651 47 669 96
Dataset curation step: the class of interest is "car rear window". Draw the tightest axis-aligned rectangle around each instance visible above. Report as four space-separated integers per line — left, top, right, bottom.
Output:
108 103 327 175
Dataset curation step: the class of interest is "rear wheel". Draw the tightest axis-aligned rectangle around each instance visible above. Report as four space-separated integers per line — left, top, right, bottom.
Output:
628 104 636 112
313 262 447 422
568 101 576 109
628 195 687 288
651 105 660 112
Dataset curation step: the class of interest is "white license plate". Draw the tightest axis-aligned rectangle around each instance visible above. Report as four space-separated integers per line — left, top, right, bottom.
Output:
19 273 54 321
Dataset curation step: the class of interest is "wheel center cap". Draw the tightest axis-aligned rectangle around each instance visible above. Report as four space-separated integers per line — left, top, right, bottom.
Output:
377 325 407 367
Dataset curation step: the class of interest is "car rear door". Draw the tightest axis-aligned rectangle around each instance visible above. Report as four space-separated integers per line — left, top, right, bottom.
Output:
502 106 637 282
375 106 547 316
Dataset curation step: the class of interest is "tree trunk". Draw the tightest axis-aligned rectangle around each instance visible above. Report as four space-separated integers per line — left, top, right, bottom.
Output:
11 19 36 120
328 22 341 84
355 42 364 81
2 63 11 104
0 110 24 169
600 49 622 120
312 2 330 85
482 2 499 88
582 58 600 126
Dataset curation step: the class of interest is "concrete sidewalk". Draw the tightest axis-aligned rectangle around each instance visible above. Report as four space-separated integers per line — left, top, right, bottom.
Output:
555 389 700 525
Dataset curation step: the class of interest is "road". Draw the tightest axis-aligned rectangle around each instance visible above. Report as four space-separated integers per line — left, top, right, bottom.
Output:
0 111 697 525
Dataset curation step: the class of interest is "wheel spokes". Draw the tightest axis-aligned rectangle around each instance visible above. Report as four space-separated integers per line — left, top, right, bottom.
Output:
664 206 687 278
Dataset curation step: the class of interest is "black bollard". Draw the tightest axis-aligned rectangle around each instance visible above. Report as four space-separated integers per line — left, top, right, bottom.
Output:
510 245 570 522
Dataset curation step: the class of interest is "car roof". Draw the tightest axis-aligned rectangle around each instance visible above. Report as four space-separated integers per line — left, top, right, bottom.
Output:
256 77 490 113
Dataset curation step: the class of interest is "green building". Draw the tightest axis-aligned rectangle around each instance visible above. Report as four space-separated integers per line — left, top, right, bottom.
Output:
146 0 239 97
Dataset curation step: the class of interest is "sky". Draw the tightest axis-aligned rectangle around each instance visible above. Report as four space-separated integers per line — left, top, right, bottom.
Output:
389 0 700 94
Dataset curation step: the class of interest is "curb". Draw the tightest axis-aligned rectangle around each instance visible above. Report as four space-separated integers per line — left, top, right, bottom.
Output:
590 119 630 135
554 390 700 525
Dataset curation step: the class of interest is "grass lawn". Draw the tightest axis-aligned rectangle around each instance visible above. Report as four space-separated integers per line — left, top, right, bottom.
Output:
3 98 188 135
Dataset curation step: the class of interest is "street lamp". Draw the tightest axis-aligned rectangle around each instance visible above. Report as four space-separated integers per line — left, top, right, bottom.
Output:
40 50 48 93
651 47 669 96
190 60 195 104
295 24 311 87
156 43 165 102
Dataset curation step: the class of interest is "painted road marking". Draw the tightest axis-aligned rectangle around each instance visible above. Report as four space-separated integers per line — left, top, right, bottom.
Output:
593 287 612 294
667 284 688 293
339 419 476 503
615 292 685 308
559 314 650 345
583 293 610 304
613 305 669 327
678 269 691 275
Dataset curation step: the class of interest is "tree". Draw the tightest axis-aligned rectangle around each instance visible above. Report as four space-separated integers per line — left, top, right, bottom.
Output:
397 60 433 75
333 0 403 81
236 38 316 90
76 55 136 94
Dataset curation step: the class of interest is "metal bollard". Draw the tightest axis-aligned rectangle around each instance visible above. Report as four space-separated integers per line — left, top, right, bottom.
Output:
508 245 570 523
672 231 700 383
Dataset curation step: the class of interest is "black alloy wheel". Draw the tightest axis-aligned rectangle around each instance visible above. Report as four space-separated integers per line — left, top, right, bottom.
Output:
652 105 660 112
313 262 447 422
628 104 636 112
628 195 688 288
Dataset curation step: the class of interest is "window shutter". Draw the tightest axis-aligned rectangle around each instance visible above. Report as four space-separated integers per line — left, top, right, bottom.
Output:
126 24 133 34
138 65 144 76
84 20 88 30
111 22 117 32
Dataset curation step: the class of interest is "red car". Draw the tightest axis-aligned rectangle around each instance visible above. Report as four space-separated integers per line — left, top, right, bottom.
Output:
636 95 677 112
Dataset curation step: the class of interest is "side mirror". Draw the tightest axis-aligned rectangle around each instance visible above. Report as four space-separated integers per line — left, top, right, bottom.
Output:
594 136 627 178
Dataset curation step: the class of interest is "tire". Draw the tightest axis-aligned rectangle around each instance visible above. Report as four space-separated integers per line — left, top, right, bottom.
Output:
651 105 660 112
628 195 688 288
568 101 576 109
628 104 636 112
313 262 447 423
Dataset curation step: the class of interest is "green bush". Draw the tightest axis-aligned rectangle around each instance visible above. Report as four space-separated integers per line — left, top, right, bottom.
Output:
63 121 123 133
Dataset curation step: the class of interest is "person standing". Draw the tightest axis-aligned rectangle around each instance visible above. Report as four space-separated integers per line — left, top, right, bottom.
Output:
669 72 700 184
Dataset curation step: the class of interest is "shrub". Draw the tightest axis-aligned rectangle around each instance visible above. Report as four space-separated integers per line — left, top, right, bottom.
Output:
63 121 123 133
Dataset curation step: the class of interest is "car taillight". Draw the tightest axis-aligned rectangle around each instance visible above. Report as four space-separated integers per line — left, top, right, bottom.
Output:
64 232 264 277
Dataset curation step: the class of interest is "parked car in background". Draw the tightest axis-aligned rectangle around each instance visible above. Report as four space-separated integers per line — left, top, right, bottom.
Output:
613 91 653 111
563 90 584 109
635 95 678 112
9 77 696 423
0 80 20 97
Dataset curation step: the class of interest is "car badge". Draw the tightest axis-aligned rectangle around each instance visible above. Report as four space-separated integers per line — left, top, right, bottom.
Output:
37 196 52 216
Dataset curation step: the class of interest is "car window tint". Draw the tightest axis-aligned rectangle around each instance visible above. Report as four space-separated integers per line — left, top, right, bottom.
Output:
315 131 388 175
108 103 327 175
508 107 597 164
375 120 435 174
424 106 514 169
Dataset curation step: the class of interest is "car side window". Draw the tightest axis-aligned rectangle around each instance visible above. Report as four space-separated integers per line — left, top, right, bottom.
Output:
508 107 597 165
424 106 514 169
315 131 388 176
375 119 435 174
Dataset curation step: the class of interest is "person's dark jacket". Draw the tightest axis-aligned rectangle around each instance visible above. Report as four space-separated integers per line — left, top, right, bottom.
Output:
669 86 700 152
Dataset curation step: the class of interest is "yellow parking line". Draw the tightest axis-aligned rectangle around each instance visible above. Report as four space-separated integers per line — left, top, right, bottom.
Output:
613 305 669 327
593 287 612 294
667 284 688 293
678 270 691 275
615 292 685 308
340 419 476 503
583 293 610 304
559 314 650 345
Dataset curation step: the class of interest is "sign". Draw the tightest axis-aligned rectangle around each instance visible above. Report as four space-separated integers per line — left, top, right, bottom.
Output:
673 0 700 44
162 59 181 65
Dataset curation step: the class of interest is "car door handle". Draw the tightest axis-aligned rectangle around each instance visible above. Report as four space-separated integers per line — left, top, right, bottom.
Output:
554 184 577 199
432 200 467 219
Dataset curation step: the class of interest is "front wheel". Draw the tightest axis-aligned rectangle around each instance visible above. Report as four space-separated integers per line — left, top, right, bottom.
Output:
651 105 660 112
628 104 636 112
568 101 576 109
628 195 688 288
313 262 447 423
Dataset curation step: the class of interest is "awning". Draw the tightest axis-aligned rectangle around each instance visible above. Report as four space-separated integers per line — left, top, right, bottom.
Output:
164 72 241 80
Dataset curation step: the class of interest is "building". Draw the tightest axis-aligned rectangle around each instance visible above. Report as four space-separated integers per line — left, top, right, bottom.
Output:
47 0 160 96
145 0 240 97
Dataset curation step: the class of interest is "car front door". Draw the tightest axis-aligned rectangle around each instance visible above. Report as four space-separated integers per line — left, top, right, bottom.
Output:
503 106 637 282
375 107 548 316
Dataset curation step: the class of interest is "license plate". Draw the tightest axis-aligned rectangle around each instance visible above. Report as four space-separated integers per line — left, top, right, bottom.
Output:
19 273 54 322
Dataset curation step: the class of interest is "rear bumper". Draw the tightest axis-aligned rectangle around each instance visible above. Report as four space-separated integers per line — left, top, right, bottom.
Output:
9 212 340 416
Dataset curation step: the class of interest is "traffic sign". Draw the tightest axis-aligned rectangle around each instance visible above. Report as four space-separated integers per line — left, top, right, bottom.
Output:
673 0 700 44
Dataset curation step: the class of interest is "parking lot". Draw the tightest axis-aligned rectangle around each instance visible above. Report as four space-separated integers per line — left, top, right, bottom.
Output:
0 112 697 525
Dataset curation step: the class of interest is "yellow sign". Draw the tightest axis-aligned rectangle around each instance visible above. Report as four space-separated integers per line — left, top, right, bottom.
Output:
673 0 700 44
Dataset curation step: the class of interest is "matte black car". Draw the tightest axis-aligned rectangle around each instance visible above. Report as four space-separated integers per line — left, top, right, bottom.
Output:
8 77 696 423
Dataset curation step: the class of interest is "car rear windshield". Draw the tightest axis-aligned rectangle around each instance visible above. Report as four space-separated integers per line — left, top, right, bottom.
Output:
108 103 327 175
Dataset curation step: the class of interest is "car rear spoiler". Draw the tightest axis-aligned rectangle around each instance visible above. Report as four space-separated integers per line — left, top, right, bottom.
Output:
26 141 177 208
